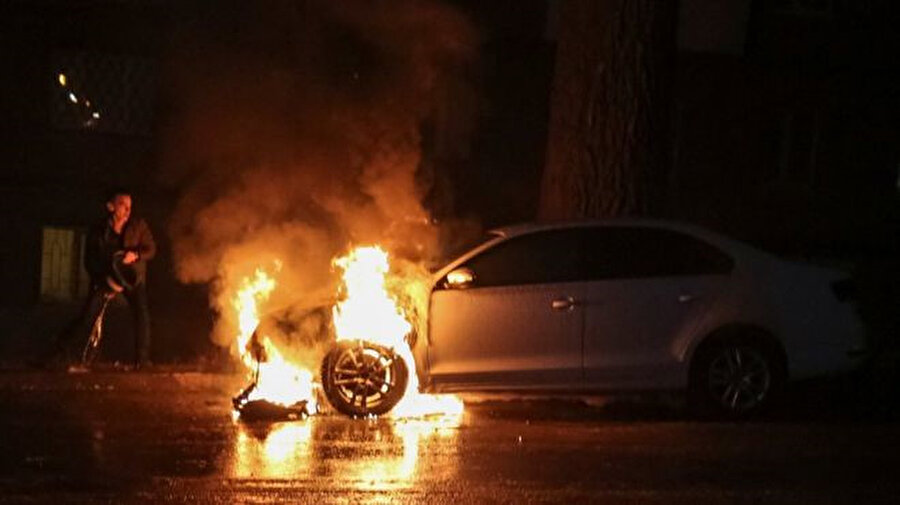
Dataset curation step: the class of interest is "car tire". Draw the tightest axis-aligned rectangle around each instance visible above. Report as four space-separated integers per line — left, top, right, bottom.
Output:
320 339 409 417
689 335 785 419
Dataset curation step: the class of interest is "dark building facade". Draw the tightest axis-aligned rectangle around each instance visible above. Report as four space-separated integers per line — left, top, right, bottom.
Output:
0 1 208 363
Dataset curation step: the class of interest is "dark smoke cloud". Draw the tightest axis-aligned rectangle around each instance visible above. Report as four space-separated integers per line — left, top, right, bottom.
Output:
159 0 476 346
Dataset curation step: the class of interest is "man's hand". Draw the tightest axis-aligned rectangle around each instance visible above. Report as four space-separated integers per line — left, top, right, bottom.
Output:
122 251 139 265
105 276 124 293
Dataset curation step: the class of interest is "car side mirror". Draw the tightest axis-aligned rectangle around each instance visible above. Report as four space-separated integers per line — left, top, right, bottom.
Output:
444 267 475 289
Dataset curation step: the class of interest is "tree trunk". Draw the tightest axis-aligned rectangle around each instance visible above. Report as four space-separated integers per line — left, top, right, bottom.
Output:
539 0 678 220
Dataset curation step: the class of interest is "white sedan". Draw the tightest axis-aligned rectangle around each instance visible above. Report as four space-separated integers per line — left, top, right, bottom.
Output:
414 219 867 417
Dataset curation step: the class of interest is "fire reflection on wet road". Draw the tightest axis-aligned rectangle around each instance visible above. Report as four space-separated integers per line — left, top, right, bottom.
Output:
1 371 900 504
227 413 462 489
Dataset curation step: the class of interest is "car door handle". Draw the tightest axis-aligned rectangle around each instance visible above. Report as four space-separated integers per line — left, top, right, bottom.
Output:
678 294 696 303
551 297 577 311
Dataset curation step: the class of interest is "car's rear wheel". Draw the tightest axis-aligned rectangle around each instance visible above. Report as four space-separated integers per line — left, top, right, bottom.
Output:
689 336 785 418
321 340 408 417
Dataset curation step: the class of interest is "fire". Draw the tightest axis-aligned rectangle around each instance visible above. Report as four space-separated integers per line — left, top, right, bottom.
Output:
232 246 461 418
232 265 316 410
233 267 275 353
332 246 463 418
332 246 411 350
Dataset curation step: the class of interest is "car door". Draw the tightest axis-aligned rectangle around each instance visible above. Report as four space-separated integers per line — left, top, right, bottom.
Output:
580 226 734 390
427 229 585 390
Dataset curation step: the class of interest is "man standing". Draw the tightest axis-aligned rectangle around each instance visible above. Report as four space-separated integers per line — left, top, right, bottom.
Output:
58 188 156 369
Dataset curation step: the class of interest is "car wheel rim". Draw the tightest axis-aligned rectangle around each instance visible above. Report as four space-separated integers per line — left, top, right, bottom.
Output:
707 346 771 413
331 344 399 412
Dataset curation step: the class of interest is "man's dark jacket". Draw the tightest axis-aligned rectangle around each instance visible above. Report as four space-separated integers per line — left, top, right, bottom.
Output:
84 217 156 288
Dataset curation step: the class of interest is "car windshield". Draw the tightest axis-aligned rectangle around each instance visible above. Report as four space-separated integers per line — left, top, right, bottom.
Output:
430 231 502 272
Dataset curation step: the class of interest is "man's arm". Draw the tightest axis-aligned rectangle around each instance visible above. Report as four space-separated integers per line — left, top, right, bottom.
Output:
135 219 157 262
123 219 156 265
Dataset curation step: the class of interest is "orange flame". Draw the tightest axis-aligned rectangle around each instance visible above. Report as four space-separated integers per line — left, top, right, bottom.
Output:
332 246 463 418
232 264 316 410
231 246 461 418
332 246 411 348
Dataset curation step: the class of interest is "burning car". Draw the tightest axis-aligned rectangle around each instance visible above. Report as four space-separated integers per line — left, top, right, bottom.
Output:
232 246 447 419
240 220 867 419
234 304 416 418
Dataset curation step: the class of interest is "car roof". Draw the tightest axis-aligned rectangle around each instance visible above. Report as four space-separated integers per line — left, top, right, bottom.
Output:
433 218 774 281
487 218 773 261
489 218 715 240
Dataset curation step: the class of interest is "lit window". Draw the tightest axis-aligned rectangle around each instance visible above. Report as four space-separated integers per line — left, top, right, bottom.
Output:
40 227 89 302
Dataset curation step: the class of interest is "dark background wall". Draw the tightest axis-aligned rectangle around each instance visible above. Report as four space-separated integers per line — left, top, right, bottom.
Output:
0 1 211 363
1 0 897 363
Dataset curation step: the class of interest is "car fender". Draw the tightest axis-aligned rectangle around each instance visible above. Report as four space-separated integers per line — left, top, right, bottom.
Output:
672 274 784 386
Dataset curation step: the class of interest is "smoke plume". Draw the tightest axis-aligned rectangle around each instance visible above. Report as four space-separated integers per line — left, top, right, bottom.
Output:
159 0 476 349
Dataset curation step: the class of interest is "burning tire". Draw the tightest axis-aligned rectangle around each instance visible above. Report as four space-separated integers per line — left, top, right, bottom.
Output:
320 340 408 417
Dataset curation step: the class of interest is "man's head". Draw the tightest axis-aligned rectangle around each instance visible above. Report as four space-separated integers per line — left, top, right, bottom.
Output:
106 188 133 224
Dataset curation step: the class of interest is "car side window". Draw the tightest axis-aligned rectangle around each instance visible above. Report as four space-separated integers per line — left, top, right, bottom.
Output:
581 227 733 280
462 229 583 287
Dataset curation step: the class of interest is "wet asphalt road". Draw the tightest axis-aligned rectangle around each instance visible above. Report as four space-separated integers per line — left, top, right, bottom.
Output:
0 369 898 504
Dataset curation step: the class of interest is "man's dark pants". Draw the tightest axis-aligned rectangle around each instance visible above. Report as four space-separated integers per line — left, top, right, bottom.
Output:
56 283 151 366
